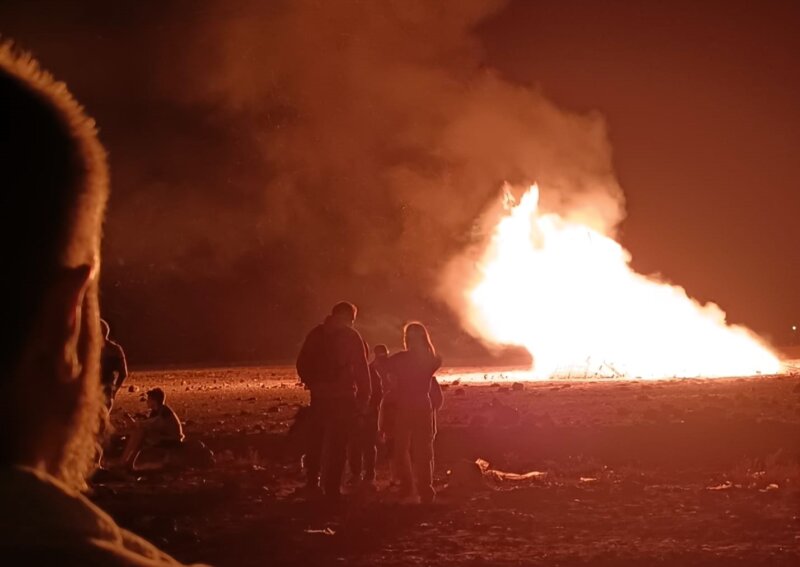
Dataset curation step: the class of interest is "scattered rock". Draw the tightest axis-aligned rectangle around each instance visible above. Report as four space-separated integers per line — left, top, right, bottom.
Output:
128 385 138 393
511 382 525 391
454 388 466 397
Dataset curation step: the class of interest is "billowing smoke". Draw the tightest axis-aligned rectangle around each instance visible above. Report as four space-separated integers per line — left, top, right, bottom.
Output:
1 0 628 362
154 0 626 334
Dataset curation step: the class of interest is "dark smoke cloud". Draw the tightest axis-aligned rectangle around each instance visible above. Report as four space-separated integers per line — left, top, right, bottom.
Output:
1 0 625 363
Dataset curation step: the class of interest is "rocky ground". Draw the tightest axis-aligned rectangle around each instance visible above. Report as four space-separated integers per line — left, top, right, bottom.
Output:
92 367 800 566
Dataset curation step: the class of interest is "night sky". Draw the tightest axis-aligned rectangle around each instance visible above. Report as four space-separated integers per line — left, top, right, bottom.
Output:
2 0 798 365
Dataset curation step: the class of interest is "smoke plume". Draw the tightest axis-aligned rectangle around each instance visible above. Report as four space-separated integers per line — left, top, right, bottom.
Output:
1 0 629 361
154 0 626 330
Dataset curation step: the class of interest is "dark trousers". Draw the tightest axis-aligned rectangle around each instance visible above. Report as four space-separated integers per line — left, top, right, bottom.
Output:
348 411 378 481
394 407 435 503
305 396 356 497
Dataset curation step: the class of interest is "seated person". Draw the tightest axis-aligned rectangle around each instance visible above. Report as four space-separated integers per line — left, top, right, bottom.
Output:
119 388 184 471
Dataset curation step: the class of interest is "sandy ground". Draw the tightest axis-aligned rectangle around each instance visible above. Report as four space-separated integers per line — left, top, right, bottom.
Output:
93 367 800 566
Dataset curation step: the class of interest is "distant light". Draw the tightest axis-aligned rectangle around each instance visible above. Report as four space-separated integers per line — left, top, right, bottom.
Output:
793 325 798 332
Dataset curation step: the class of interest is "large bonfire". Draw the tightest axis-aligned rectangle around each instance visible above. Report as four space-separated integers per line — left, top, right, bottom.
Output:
460 184 781 379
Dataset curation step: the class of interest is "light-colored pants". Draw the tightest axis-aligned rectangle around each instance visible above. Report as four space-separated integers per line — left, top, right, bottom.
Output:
393 406 435 502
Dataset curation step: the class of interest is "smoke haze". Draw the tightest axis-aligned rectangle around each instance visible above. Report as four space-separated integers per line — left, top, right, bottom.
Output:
155 0 626 349
2 0 797 363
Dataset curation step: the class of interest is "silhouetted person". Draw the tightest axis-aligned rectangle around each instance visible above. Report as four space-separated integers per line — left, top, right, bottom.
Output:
119 388 185 471
100 318 128 409
0 43 196 564
296 302 370 500
347 344 386 485
387 323 442 504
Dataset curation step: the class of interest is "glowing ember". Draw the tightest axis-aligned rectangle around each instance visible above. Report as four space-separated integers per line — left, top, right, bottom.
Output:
463 184 782 379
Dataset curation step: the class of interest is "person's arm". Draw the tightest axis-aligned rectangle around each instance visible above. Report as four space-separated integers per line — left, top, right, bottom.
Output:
431 354 443 374
371 367 383 402
351 333 371 407
113 346 129 391
295 328 318 386
430 376 443 411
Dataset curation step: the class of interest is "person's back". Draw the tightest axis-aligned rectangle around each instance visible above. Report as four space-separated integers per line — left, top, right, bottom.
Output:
388 350 442 409
387 323 441 504
0 42 200 565
295 302 370 498
297 316 370 401
145 404 185 446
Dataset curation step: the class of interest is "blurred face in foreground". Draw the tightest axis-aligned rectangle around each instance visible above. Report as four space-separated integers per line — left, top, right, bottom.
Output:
0 43 108 490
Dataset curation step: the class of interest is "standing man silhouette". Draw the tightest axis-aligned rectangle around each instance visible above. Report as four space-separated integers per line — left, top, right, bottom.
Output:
296 302 370 501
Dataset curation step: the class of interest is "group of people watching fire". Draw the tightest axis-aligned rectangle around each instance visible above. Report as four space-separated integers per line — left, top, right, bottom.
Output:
297 301 443 505
0 42 443 564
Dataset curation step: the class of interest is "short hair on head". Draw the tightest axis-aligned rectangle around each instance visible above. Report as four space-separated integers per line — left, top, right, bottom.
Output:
331 301 357 320
0 41 108 378
146 388 166 405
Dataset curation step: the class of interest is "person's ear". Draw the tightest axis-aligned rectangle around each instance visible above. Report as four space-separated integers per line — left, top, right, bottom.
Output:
48 264 94 383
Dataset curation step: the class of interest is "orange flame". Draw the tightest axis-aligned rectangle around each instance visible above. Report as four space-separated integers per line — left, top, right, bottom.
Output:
464 184 781 379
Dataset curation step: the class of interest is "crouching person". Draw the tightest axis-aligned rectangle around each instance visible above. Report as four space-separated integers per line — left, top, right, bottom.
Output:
120 388 184 471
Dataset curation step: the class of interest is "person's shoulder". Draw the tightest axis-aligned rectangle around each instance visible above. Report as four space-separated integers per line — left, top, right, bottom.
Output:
1 541 197 566
109 340 125 355
306 324 325 338
162 404 179 417
340 326 364 343
387 351 409 367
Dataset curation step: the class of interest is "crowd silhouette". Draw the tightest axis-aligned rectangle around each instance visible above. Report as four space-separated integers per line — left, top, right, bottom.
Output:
297 303 443 504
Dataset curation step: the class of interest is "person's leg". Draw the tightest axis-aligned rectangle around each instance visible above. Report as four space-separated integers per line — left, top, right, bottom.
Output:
392 411 414 496
323 400 355 498
363 413 378 483
347 420 363 482
411 410 435 504
120 427 145 467
131 447 169 471
304 404 325 488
